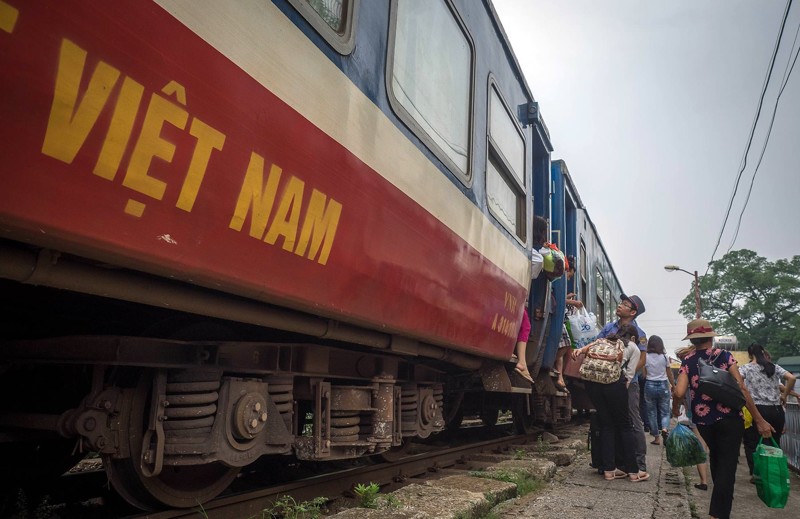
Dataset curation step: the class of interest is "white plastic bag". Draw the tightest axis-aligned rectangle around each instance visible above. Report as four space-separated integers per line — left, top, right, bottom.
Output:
569 308 599 348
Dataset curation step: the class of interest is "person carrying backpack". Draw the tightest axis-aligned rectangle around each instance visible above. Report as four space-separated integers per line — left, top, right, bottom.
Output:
572 324 649 482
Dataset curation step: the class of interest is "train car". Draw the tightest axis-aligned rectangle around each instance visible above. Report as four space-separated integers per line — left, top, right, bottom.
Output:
0 0 558 510
548 160 627 411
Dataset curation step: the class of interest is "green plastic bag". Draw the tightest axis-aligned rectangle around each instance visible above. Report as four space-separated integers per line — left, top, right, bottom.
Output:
753 437 790 508
665 423 707 467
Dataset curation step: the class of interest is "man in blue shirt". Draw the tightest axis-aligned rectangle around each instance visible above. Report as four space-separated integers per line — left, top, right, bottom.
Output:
597 294 648 474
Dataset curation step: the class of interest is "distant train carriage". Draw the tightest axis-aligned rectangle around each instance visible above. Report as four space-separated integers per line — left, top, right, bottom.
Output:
548 160 627 411
0 0 576 509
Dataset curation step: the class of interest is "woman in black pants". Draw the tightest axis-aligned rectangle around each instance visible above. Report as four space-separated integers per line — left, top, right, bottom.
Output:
573 324 647 481
671 319 774 519
739 343 796 478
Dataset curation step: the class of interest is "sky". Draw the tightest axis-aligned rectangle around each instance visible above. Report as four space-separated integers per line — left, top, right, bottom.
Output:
494 0 800 358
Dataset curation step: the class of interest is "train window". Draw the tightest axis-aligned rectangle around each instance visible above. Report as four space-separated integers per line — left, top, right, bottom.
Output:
579 240 587 300
288 0 359 54
387 0 474 181
489 88 525 186
595 267 606 325
486 85 526 240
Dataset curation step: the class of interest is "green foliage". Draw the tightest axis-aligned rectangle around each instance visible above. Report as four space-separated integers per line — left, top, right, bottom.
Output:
513 448 527 460
536 436 550 456
259 495 327 519
353 482 380 509
678 250 800 358
383 494 401 509
468 470 544 497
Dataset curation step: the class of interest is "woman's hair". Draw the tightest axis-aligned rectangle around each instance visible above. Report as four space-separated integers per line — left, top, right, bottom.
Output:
647 335 665 354
689 337 711 346
532 216 548 249
566 255 576 272
606 324 638 343
748 343 776 377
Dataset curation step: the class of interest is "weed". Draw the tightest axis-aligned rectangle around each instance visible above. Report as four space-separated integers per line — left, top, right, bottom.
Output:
469 470 544 497
382 494 401 509
513 448 527 460
353 482 380 509
259 495 327 519
536 436 550 456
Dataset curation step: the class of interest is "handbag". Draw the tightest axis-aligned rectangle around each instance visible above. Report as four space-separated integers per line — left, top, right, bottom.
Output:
697 349 745 410
753 437 790 508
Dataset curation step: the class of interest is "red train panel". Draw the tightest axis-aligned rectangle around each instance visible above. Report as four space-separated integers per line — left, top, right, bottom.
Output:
0 0 528 358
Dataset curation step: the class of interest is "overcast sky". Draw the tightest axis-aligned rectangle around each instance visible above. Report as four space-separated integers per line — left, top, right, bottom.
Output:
494 0 800 357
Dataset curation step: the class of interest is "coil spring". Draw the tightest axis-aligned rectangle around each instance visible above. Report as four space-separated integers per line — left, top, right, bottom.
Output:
267 377 294 431
162 372 219 444
400 387 418 436
330 410 362 442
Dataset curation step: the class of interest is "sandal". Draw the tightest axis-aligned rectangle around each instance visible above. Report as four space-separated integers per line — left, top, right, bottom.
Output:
603 469 627 480
661 429 669 442
629 472 650 482
514 366 534 384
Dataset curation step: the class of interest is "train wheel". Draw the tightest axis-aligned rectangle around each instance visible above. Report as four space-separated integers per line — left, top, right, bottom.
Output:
104 373 240 510
512 394 535 434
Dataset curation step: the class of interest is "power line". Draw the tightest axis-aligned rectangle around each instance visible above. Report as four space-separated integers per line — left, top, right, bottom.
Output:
725 13 800 252
707 0 794 273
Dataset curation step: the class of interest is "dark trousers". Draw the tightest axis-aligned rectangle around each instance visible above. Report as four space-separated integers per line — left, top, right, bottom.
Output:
697 416 744 519
742 404 785 475
586 377 638 474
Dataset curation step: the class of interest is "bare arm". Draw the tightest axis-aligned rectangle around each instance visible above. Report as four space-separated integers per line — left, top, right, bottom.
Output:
666 361 676 387
781 372 797 405
729 363 774 438
671 371 688 417
635 349 646 373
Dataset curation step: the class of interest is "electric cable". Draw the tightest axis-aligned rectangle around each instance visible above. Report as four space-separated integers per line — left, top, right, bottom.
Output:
707 0 793 273
725 15 800 252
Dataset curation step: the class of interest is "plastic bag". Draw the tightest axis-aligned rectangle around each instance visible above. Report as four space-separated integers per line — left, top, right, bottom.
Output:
665 423 707 467
540 245 565 280
753 437 790 508
568 308 599 348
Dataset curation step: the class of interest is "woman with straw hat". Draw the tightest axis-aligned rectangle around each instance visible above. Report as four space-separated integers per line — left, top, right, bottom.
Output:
671 318 773 519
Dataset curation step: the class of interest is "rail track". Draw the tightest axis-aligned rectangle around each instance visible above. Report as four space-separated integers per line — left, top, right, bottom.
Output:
2 418 588 518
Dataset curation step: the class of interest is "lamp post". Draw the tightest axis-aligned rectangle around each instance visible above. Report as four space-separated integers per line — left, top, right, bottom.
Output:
664 265 701 318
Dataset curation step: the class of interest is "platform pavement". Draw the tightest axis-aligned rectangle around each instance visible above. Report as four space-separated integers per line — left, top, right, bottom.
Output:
496 426 800 519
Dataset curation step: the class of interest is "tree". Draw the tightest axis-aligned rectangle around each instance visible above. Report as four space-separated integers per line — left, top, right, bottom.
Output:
678 250 800 359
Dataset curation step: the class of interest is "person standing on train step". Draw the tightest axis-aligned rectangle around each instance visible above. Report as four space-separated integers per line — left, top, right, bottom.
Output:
597 294 648 474
739 343 796 479
671 319 774 519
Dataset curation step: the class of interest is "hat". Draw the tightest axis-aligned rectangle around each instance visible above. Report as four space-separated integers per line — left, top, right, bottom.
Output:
683 318 718 340
620 293 645 316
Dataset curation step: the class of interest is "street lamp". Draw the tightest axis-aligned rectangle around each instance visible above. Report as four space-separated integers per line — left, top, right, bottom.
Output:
664 265 701 318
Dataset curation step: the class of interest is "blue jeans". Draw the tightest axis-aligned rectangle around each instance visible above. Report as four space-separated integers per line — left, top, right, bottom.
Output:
644 379 671 434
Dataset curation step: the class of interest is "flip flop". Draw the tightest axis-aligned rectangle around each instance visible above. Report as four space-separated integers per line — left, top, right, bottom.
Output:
514 366 534 384
629 472 650 482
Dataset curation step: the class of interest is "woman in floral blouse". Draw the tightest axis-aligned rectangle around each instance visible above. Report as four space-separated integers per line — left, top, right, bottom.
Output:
739 343 796 478
671 319 773 519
